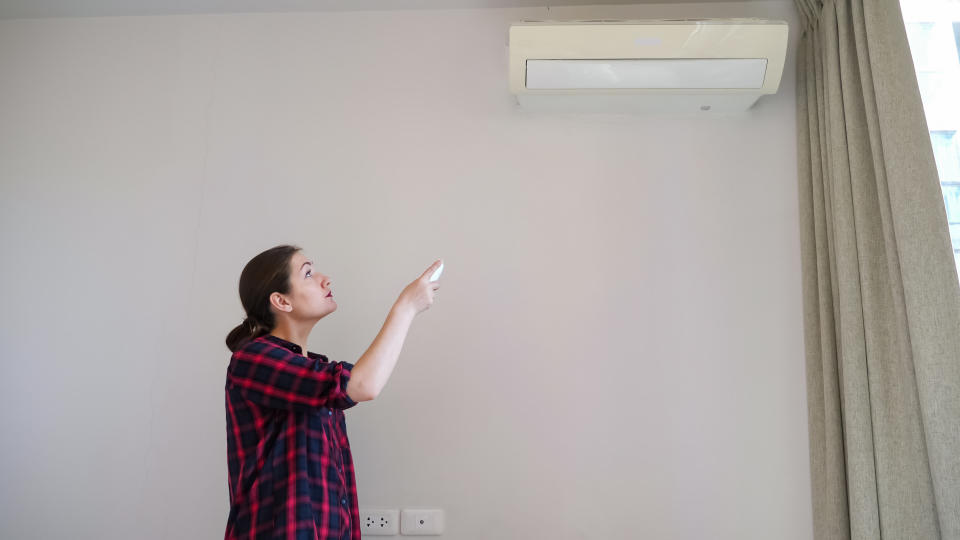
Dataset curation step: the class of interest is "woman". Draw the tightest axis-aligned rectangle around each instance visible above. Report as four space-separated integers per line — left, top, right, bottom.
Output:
223 245 442 540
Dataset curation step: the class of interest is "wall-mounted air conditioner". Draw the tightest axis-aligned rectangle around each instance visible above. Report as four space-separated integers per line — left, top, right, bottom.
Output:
508 19 789 113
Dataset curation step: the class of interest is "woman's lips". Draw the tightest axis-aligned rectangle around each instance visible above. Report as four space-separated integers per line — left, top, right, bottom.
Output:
326 291 333 298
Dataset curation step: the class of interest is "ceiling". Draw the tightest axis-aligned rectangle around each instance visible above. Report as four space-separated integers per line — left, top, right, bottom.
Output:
0 0 770 20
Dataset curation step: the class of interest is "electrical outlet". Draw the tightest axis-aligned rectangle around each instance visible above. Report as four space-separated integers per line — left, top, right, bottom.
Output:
400 508 444 535
359 508 399 536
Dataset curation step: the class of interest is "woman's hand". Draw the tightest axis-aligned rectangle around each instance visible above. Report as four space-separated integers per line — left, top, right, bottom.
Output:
396 259 443 317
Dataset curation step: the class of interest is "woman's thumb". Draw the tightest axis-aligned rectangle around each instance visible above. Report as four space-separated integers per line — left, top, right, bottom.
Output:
421 259 442 279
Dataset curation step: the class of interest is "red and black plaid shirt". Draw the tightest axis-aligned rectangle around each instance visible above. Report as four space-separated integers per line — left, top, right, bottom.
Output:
224 334 361 540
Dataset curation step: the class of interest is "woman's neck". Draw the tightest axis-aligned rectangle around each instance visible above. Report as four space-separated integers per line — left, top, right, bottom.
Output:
269 320 312 355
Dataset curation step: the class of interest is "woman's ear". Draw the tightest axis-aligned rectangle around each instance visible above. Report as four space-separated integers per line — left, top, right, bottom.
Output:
269 292 294 313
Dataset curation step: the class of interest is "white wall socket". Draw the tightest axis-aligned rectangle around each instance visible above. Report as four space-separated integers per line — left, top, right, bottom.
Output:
400 508 444 535
359 508 399 536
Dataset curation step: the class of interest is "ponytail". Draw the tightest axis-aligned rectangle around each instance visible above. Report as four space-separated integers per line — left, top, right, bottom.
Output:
225 317 270 353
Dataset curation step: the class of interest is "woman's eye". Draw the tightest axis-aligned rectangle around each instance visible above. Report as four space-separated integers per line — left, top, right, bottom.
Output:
305 270 312 277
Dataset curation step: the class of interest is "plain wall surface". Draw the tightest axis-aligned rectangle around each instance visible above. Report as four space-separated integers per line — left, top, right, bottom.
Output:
0 2 810 538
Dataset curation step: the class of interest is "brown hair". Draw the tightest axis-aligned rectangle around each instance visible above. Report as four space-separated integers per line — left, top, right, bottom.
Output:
225 244 302 352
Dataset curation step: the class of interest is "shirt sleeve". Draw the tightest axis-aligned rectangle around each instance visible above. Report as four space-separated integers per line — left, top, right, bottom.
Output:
227 340 358 411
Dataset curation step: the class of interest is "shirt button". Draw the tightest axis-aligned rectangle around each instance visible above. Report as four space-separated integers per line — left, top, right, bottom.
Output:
341 498 347 505
328 410 333 416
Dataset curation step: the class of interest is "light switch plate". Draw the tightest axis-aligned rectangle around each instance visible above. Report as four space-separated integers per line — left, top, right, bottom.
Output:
400 508 444 535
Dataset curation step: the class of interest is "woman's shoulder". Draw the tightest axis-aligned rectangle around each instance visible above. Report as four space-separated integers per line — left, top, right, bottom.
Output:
229 335 291 364
230 335 336 371
305 351 330 363
233 334 271 353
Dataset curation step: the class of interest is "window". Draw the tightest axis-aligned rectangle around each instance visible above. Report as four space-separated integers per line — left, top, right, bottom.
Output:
906 22 938 70
954 22 960 59
931 131 960 181
901 0 960 282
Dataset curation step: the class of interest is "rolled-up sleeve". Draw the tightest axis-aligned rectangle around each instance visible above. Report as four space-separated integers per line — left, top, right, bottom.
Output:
227 341 357 411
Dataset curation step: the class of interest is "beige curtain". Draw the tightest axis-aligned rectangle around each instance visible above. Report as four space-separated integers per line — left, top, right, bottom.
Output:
795 0 960 538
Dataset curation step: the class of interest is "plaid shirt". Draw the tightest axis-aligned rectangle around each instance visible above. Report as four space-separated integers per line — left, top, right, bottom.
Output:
224 334 361 540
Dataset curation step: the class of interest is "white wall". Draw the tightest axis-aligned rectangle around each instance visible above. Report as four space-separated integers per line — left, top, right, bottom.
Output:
0 2 810 539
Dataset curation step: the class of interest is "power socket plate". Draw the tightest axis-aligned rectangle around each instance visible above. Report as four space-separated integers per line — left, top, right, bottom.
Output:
359 508 399 536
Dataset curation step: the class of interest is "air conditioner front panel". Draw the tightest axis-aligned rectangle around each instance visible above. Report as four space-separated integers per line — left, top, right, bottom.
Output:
525 58 769 90
509 20 789 98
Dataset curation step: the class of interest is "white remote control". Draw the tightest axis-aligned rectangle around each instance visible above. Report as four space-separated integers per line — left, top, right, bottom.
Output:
429 262 444 282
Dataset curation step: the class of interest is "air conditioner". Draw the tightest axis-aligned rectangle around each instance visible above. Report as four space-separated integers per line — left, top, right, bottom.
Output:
508 19 789 113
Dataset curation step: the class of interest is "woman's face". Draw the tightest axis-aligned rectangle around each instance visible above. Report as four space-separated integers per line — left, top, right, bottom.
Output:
279 250 337 320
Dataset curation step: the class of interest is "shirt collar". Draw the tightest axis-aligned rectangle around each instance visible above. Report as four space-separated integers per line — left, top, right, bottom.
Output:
262 334 327 362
